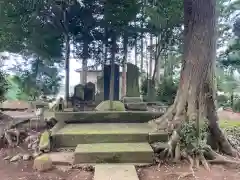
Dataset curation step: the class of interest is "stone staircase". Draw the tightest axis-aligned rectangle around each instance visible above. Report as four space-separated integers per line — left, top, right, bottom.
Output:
51 122 168 164
46 111 168 180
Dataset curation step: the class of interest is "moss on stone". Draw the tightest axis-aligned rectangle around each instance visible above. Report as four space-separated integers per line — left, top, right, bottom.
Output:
39 131 50 151
36 154 51 161
95 100 125 111
122 97 143 104
33 154 53 172
54 111 163 123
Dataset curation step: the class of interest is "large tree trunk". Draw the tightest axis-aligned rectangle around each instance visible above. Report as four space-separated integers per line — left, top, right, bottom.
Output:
154 0 237 158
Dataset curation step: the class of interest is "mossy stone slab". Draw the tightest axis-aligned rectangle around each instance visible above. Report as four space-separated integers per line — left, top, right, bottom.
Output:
73 142 154 164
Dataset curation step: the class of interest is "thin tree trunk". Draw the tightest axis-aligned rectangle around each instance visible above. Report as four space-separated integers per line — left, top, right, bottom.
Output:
149 34 153 79
152 36 157 82
64 33 70 104
62 6 70 106
145 39 149 80
139 0 144 91
147 34 153 98
135 21 138 66
122 33 128 98
81 39 88 85
109 33 116 110
168 53 174 81
155 0 237 157
101 42 104 69
155 35 161 84
104 27 108 65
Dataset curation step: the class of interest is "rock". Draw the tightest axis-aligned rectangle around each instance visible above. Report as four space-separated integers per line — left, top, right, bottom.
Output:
28 143 32 149
25 135 39 143
31 142 38 150
122 97 143 103
3 155 11 160
56 165 72 172
23 154 31 161
10 154 22 162
33 151 42 158
39 131 51 152
33 154 53 172
125 102 147 111
95 100 125 111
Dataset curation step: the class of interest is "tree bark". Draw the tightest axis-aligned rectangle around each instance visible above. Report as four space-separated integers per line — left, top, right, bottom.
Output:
155 0 237 157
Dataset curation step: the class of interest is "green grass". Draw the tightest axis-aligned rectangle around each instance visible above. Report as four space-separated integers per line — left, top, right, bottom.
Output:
219 119 240 128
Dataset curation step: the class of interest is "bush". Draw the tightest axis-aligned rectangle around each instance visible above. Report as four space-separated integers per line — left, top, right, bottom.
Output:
233 98 240 112
140 77 148 96
156 78 178 105
140 77 178 105
0 70 8 102
217 94 229 107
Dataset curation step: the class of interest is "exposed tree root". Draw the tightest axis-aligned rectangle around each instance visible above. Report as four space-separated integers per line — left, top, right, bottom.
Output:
1 128 28 148
166 171 196 180
200 153 210 171
153 129 240 172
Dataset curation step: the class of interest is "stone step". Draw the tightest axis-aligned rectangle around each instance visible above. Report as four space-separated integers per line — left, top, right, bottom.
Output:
52 123 168 148
54 111 163 123
94 164 139 180
73 142 154 164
